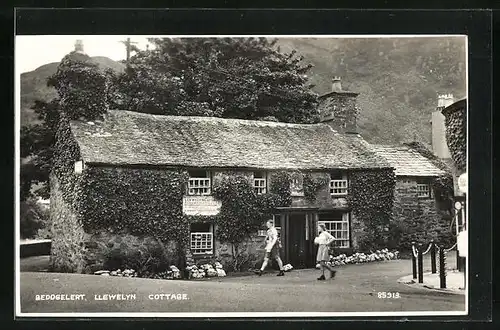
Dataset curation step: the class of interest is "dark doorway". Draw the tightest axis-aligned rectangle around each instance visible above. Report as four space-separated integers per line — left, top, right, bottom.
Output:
288 213 307 269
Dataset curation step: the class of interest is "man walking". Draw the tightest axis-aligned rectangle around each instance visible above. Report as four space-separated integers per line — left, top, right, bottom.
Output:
255 219 285 276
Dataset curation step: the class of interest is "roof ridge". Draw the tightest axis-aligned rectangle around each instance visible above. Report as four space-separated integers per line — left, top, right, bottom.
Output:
106 109 327 129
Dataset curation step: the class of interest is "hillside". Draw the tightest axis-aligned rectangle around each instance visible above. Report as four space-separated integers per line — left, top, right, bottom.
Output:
277 37 466 145
20 56 125 126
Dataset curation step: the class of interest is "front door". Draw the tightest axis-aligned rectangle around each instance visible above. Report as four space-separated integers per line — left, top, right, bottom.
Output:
288 213 307 269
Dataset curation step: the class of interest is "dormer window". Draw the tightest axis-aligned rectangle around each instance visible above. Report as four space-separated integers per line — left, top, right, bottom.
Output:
330 171 348 196
74 160 83 174
253 171 267 195
188 170 211 195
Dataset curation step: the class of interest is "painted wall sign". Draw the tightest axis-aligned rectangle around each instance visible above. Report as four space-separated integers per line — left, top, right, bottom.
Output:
182 196 222 216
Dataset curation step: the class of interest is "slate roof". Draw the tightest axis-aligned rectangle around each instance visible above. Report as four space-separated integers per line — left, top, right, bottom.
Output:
70 110 391 170
370 144 447 177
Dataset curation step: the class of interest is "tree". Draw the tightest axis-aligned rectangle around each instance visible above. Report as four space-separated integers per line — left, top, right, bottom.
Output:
20 51 109 200
20 99 60 200
110 37 319 123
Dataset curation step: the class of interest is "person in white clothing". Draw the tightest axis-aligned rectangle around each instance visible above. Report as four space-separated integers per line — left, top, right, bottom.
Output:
314 223 336 280
254 219 285 276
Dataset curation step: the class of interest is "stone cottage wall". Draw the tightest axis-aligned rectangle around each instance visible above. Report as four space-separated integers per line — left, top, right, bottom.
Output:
49 174 87 273
391 178 454 250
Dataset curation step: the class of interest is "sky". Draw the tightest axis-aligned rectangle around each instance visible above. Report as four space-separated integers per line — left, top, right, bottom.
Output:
16 35 152 73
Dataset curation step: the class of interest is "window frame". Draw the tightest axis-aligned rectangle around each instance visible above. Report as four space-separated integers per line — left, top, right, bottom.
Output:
416 182 432 199
253 171 267 195
318 212 350 248
190 223 214 255
329 172 348 196
187 170 212 196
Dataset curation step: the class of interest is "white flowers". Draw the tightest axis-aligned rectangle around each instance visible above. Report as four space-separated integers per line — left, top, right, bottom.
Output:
186 262 226 279
315 248 400 268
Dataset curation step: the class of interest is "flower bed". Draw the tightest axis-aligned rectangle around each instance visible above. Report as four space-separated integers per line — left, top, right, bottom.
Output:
186 262 226 279
316 248 399 268
93 262 228 280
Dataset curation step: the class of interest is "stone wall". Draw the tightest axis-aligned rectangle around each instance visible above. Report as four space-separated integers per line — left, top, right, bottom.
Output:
317 93 359 133
49 174 87 273
214 233 265 271
391 177 454 250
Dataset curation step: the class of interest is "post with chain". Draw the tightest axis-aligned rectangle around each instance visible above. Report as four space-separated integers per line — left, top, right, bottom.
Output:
430 240 437 274
417 243 424 284
439 246 446 289
411 241 417 279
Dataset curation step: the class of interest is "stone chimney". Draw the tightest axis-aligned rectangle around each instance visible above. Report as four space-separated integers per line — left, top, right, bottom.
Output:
431 94 453 159
318 76 360 134
74 40 85 54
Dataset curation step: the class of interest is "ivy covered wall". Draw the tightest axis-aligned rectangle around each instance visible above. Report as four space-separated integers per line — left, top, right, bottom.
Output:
442 101 466 173
347 169 396 251
391 178 454 250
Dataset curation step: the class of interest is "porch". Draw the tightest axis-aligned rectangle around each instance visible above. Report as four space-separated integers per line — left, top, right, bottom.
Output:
272 208 353 269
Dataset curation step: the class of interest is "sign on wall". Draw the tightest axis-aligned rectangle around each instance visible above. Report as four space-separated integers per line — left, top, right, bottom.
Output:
182 196 222 216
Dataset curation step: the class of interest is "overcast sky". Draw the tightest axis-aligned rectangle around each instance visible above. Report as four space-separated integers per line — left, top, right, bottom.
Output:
16 35 152 73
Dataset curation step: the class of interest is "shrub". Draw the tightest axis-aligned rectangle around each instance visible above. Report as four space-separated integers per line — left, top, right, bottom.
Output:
20 199 50 239
87 232 178 276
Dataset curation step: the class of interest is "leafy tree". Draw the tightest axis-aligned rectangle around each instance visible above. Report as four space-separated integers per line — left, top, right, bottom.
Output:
20 99 59 200
110 37 319 123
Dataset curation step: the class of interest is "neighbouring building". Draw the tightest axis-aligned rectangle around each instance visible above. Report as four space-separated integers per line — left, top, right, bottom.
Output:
431 94 454 159
370 143 454 248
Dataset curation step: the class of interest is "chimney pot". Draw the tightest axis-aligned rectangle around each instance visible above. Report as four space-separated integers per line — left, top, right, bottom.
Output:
332 76 342 92
74 40 85 54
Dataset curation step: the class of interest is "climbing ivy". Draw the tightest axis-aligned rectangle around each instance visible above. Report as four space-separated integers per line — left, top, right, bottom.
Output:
76 167 190 246
442 101 466 172
303 172 330 203
348 169 396 251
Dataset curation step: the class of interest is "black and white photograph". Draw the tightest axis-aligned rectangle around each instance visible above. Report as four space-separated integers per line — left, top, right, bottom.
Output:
15 33 469 317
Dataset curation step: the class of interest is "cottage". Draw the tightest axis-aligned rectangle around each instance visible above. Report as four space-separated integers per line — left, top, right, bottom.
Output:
370 143 454 248
50 77 399 272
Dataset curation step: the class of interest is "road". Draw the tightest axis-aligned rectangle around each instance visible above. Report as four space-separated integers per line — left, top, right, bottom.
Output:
18 254 465 314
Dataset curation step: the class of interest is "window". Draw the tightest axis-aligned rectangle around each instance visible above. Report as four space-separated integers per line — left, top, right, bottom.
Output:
319 212 350 248
188 170 211 195
190 223 213 255
253 171 267 195
417 182 432 198
330 171 348 196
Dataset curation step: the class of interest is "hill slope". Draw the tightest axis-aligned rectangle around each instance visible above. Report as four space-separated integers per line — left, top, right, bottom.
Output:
277 37 466 145
20 56 125 126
